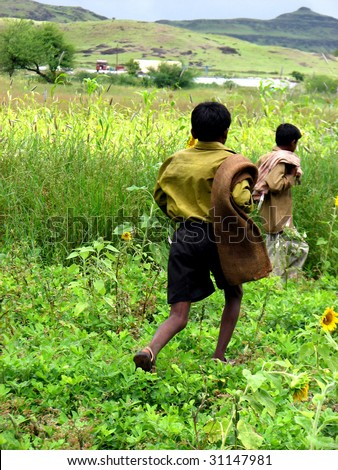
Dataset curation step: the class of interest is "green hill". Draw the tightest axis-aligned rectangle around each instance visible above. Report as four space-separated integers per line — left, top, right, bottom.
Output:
0 3 337 78
0 0 108 22
0 2 336 53
157 8 338 53
57 19 337 78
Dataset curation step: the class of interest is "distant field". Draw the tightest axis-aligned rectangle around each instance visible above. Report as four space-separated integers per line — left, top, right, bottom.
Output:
56 20 338 78
0 75 277 115
0 18 336 78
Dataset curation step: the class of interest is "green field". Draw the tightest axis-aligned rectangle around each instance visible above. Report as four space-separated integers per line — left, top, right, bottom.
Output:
0 79 337 450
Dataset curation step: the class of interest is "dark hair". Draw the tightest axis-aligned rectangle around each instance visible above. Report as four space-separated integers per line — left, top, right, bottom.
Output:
191 102 231 141
275 123 302 146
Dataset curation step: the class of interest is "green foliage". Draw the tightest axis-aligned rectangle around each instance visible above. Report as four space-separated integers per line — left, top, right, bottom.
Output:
148 63 195 89
125 59 141 76
107 73 150 87
0 247 337 450
304 74 338 93
291 71 305 82
82 77 102 96
0 19 75 83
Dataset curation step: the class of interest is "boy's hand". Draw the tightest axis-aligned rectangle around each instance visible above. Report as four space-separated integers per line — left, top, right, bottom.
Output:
288 165 297 176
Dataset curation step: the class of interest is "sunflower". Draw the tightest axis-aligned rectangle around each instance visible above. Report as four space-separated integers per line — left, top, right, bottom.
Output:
320 307 338 332
121 231 132 241
293 383 309 402
291 372 310 402
335 195 338 208
187 135 197 148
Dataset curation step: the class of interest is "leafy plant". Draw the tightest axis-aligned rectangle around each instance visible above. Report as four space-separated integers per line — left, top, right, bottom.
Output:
291 71 305 82
148 63 195 89
0 20 75 82
315 196 338 275
304 75 338 93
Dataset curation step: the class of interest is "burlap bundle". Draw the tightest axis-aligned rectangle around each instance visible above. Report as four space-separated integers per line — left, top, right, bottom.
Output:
211 154 272 285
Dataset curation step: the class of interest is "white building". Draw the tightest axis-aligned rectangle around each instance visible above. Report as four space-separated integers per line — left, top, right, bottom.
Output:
136 59 182 74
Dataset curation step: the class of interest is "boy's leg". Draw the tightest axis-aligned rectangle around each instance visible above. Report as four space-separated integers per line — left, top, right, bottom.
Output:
285 233 309 278
212 284 243 362
266 233 287 277
149 301 191 356
134 301 191 371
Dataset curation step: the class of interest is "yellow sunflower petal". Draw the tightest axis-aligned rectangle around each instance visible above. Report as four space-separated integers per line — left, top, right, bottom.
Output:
121 231 132 241
320 307 338 332
293 384 309 402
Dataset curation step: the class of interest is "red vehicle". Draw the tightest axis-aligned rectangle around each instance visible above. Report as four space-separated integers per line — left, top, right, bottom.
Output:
96 60 108 71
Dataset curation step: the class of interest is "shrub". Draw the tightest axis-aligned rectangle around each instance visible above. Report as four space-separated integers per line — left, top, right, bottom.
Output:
291 71 304 82
148 63 195 89
125 59 141 77
304 75 338 93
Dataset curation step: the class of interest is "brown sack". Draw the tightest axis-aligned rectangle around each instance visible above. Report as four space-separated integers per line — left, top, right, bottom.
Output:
211 154 272 285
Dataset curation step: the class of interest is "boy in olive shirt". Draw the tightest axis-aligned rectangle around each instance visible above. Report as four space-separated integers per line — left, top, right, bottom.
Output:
133 102 254 372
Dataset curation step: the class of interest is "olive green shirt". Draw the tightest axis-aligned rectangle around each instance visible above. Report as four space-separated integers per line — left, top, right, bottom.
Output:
154 141 253 222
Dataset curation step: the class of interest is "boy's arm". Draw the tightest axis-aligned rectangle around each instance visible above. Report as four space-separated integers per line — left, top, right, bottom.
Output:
232 179 254 213
265 163 296 193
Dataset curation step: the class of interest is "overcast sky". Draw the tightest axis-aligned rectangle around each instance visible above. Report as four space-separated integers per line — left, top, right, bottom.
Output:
37 0 338 21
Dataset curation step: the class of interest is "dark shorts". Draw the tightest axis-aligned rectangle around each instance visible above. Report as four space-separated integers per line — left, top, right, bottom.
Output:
167 220 229 304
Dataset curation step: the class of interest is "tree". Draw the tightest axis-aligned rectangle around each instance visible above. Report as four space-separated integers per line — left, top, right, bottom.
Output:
291 71 305 82
148 63 195 89
0 20 75 83
125 59 140 76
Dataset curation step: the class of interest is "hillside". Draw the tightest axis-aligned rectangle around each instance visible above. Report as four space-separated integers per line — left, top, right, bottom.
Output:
0 2 336 53
157 8 338 53
0 0 107 22
57 19 337 78
0 4 336 78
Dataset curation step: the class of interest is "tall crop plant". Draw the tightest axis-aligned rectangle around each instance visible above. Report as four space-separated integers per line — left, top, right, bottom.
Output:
0 90 188 260
0 84 337 275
